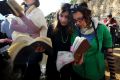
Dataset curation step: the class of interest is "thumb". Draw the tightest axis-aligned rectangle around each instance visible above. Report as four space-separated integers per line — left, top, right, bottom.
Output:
78 54 84 64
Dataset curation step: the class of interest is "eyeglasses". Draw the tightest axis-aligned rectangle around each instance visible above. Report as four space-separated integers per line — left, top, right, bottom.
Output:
73 16 84 23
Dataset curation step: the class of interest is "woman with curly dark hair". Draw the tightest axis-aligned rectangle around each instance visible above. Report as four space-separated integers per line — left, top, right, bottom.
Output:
70 4 116 80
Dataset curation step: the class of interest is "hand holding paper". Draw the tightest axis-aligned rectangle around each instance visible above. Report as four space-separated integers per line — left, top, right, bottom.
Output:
56 51 74 71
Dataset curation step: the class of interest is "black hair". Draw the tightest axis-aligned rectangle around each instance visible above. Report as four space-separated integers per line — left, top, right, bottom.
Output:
107 13 112 18
70 4 100 50
70 4 92 26
54 3 73 35
33 0 40 7
57 3 71 20
30 41 53 55
79 2 88 8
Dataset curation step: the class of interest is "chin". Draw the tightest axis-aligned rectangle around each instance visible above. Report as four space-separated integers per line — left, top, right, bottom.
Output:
61 24 67 26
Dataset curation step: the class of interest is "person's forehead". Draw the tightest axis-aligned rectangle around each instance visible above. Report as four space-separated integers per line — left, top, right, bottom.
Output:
60 11 69 15
73 11 83 18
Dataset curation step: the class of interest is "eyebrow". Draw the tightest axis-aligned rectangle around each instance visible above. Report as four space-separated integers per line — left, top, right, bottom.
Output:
77 16 83 19
73 17 83 21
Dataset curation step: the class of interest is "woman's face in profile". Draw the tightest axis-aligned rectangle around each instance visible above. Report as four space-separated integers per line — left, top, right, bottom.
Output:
73 11 87 28
59 11 69 26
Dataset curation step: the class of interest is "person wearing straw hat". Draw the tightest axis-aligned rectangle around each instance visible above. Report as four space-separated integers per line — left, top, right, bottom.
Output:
8 36 52 80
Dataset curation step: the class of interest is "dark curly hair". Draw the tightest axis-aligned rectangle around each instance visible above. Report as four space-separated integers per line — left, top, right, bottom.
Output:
70 4 100 50
70 4 92 26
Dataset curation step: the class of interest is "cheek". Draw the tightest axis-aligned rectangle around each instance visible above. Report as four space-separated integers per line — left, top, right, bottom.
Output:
80 21 84 25
76 21 83 28
58 16 62 21
63 19 68 23
59 17 68 23
24 0 29 3
29 0 34 3
61 20 68 26
25 0 34 4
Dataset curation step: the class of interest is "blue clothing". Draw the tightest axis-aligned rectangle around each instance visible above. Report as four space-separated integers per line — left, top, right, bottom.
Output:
1 19 12 39
75 27 95 42
81 33 95 43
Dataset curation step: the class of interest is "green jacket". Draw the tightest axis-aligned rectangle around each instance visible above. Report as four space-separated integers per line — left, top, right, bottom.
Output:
71 21 112 80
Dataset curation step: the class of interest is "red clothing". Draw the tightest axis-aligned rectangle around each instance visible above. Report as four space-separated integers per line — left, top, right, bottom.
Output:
103 18 107 24
106 18 117 27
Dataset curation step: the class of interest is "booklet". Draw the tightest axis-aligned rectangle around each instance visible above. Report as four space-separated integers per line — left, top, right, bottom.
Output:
71 36 90 64
56 51 74 71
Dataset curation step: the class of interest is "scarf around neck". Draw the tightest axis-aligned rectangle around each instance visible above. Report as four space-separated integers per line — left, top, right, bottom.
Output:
80 18 99 35
80 23 94 35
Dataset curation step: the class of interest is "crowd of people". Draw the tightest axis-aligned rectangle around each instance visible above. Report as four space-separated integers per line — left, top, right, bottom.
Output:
0 0 119 80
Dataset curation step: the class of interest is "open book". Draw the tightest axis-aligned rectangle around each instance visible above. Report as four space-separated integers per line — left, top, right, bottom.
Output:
56 37 90 71
71 36 90 64
6 0 23 17
56 51 74 71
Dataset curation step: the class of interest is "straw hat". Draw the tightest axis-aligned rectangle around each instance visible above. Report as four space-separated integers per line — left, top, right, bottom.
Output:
8 35 33 61
12 31 32 41
29 37 52 47
8 36 52 61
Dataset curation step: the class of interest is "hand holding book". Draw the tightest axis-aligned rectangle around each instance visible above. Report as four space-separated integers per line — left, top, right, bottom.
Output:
6 0 23 17
71 36 90 64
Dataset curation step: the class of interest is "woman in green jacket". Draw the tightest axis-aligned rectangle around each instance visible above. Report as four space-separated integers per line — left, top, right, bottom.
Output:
70 4 116 80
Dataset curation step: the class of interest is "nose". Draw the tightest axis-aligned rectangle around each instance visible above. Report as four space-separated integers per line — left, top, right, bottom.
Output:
75 20 80 26
61 17 66 22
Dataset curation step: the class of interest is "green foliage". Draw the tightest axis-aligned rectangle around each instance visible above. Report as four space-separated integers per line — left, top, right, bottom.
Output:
45 12 56 25
70 0 77 4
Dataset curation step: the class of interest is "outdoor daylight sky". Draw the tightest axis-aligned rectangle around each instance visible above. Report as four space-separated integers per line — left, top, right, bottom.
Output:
40 0 70 16
0 0 70 20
